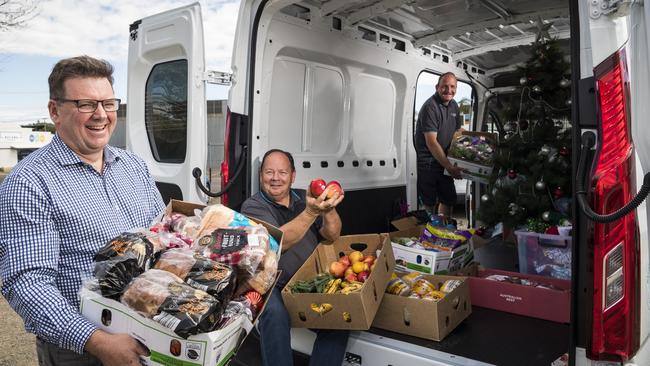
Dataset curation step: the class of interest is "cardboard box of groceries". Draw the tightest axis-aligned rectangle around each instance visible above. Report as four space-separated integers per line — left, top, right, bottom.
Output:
81 288 250 366
388 224 475 275
372 274 472 341
81 200 283 366
446 131 497 184
281 234 395 330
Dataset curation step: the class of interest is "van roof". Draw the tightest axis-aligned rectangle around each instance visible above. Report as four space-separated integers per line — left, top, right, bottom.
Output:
286 0 570 73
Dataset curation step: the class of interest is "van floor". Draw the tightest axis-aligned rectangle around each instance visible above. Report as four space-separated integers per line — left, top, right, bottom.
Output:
232 207 569 366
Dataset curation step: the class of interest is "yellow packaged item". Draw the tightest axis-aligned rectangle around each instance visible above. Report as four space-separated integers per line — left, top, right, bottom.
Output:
386 277 411 296
401 272 424 287
412 278 437 296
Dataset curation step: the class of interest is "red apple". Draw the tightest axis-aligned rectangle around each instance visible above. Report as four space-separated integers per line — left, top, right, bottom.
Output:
329 261 346 278
357 271 370 283
310 178 327 197
345 273 358 282
362 255 376 267
325 181 343 199
339 255 351 267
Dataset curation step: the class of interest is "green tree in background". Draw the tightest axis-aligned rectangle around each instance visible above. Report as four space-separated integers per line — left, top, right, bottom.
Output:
478 36 572 232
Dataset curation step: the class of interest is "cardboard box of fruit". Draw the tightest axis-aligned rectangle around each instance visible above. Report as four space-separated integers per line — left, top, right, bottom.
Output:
281 234 395 330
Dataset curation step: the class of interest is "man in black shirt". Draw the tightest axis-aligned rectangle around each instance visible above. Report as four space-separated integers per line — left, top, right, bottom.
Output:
241 149 348 366
414 72 464 216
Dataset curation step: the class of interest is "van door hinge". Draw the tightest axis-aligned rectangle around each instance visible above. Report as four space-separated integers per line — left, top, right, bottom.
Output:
589 0 640 19
203 70 233 86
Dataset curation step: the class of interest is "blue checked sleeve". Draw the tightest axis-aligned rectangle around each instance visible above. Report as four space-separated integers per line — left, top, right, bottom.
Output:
0 174 97 354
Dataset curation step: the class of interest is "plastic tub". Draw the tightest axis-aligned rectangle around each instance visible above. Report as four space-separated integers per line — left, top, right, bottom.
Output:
515 230 572 280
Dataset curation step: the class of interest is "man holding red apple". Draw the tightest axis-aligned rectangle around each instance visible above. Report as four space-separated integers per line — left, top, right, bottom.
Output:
241 149 348 366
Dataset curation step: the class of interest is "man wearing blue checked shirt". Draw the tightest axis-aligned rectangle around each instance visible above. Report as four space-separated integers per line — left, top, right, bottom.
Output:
0 56 165 366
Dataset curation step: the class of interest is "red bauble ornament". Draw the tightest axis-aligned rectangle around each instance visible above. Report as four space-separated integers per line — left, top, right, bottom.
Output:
508 169 517 179
559 147 569 156
545 226 559 235
553 187 564 198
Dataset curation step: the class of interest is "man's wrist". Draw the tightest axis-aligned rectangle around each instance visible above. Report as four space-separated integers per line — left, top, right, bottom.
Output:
304 207 320 218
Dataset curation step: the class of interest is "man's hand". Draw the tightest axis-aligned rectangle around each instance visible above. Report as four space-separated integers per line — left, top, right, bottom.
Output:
306 186 344 215
85 330 149 366
446 165 464 179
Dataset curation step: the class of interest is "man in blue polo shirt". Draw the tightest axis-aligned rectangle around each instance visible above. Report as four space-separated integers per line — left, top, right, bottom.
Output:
415 72 464 216
241 149 348 366
0 56 165 366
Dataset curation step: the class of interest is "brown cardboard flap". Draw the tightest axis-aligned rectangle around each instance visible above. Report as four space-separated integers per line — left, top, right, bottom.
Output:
391 216 420 231
315 244 339 273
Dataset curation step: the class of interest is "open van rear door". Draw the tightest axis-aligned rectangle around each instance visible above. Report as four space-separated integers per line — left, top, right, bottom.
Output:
126 3 207 204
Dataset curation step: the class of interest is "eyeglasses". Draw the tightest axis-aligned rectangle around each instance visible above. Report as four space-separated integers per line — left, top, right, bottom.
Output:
57 98 121 113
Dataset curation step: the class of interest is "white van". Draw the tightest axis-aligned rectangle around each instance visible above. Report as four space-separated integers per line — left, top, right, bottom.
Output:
125 1 650 365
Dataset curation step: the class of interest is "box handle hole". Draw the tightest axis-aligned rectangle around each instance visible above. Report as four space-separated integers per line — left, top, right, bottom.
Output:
445 315 450 328
101 309 112 326
170 339 181 357
452 297 460 310
343 312 352 323
402 308 410 326
299 312 307 321
463 300 468 311
349 243 367 252
373 282 377 301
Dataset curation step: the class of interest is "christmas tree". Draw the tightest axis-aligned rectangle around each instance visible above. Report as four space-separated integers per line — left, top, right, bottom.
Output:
477 32 572 233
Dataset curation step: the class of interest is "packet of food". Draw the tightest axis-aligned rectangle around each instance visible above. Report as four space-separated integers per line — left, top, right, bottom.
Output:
412 278 437 296
401 272 424 287
93 232 156 299
154 248 236 303
121 269 224 338
386 274 411 296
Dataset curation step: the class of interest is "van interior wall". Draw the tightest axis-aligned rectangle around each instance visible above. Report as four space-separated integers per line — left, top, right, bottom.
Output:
248 8 489 232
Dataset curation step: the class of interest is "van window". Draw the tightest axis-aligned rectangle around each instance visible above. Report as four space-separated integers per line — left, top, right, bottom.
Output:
414 72 474 130
269 59 343 154
144 60 188 163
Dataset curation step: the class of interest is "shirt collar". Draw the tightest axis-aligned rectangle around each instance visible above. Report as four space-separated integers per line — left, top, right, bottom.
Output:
260 189 302 209
51 133 121 167
433 93 446 106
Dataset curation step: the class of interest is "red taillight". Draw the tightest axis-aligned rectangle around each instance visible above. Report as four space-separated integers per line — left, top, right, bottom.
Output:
220 107 231 206
590 47 640 360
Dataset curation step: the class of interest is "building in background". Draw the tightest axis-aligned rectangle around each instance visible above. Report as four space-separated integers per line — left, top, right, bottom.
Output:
0 123 54 170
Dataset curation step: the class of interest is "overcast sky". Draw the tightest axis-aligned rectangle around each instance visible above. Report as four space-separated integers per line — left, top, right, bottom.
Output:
0 0 240 123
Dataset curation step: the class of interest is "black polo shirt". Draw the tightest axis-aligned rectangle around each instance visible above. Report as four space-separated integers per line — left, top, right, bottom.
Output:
240 188 323 288
415 93 462 171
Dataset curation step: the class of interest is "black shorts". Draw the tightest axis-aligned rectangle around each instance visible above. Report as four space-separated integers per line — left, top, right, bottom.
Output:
417 166 456 207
